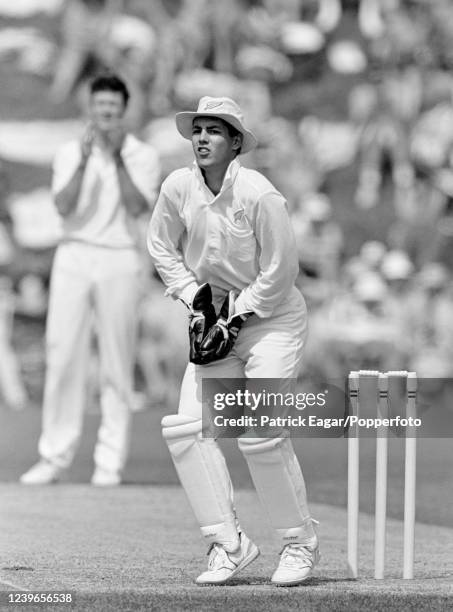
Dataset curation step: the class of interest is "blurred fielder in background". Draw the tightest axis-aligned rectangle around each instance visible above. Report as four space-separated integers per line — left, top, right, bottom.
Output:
148 96 318 586
21 73 160 487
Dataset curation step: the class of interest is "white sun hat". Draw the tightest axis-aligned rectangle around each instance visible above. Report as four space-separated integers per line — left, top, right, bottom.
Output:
327 40 367 74
280 22 325 55
302 192 332 221
359 240 387 267
353 272 387 302
175 96 258 154
381 250 414 280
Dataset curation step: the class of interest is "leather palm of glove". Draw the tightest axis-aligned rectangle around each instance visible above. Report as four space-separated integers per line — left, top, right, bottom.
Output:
189 283 217 364
197 291 253 364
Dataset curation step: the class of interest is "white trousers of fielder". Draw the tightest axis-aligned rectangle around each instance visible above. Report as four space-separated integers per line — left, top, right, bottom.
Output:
162 289 317 552
38 242 142 474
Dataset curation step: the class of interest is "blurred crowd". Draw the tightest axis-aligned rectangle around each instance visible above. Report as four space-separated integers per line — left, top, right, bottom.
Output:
2 0 453 410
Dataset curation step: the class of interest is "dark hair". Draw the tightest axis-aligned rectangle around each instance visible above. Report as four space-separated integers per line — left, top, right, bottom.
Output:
221 119 242 155
90 73 130 106
223 121 240 139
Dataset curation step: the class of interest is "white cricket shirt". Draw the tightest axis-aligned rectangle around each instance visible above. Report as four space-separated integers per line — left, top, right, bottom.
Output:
52 134 160 249
147 159 299 318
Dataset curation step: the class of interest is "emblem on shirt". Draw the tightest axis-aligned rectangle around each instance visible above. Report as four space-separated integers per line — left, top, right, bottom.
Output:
233 207 246 224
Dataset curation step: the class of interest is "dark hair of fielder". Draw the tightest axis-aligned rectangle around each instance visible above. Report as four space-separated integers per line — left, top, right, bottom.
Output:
90 73 130 106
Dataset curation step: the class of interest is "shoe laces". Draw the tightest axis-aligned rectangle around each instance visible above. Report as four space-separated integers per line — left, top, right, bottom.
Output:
206 544 232 571
279 544 316 569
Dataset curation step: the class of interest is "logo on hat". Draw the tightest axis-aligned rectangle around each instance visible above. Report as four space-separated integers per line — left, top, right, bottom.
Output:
204 101 223 109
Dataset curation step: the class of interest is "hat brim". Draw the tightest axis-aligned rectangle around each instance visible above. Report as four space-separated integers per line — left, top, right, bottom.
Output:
175 111 258 154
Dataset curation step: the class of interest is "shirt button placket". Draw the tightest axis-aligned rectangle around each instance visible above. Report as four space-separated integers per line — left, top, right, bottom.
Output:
205 201 220 265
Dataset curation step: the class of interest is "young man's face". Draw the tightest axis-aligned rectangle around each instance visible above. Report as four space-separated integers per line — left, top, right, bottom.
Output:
192 117 241 171
89 90 126 133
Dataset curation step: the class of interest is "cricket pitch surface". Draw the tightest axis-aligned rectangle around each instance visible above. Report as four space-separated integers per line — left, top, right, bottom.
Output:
1 484 452 612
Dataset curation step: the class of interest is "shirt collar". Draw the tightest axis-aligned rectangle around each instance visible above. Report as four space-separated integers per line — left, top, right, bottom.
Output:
193 158 241 197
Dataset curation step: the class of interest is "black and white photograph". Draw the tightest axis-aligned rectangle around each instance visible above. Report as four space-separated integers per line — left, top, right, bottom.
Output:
0 1 452 610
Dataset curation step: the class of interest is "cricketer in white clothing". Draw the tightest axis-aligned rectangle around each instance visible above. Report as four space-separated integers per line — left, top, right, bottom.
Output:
21 74 160 487
147 96 319 586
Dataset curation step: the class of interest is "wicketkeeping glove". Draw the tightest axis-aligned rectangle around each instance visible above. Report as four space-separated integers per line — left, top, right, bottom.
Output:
198 291 253 364
188 283 217 364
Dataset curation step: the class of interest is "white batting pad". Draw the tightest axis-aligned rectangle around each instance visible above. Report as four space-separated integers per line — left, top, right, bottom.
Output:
238 435 315 545
162 414 240 552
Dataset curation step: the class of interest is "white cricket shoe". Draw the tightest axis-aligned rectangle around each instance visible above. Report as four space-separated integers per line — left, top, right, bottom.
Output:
20 460 63 485
91 468 121 486
271 540 320 586
195 532 260 586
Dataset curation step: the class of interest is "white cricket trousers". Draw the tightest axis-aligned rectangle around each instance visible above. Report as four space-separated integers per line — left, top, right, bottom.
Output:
177 288 316 541
179 288 308 417
38 241 143 473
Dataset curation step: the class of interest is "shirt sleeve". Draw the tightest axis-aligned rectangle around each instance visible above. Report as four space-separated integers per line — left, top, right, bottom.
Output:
126 145 161 209
51 142 81 196
234 192 299 318
147 188 199 305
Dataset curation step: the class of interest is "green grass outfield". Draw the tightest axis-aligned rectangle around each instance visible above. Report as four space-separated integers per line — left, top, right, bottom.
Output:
1 408 453 612
2 407 453 528
1 485 452 612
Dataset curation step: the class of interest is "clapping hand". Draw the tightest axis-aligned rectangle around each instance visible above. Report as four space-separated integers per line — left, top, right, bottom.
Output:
81 122 95 163
108 127 126 164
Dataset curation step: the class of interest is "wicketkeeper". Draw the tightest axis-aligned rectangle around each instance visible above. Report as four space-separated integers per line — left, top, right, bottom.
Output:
147 96 319 586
